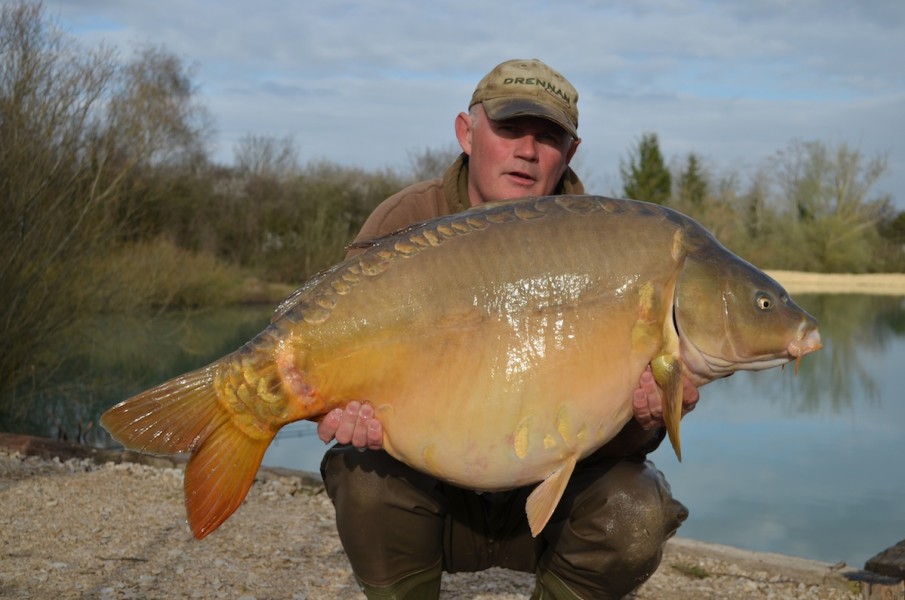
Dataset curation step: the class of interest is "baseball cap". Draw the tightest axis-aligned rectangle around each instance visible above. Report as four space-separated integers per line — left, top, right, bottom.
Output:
469 59 579 139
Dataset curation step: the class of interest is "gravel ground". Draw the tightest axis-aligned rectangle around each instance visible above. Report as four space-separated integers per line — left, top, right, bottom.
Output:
0 448 862 599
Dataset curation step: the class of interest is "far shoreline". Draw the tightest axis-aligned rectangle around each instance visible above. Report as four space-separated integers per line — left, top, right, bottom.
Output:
766 271 905 296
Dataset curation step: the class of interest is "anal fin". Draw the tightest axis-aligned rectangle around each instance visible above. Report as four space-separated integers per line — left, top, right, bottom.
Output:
525 456 578 537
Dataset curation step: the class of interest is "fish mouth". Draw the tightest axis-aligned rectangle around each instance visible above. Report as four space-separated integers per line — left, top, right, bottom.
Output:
788 328 822 358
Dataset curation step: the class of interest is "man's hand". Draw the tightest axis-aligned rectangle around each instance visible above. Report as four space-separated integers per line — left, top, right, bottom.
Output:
632 365 699 430
317 401 384 450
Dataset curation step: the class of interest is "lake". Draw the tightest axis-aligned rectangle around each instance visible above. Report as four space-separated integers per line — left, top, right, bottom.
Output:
17 293 905 569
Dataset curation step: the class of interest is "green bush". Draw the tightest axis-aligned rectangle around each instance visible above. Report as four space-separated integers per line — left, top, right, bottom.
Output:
86 237 246 312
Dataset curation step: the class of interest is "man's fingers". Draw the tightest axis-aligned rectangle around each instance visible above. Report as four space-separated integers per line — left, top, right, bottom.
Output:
317 401 383 449
367 418 383 450
317 408 343 443
633 367 663 430
633 385 658 430
333 401 361 444
350 403 373 447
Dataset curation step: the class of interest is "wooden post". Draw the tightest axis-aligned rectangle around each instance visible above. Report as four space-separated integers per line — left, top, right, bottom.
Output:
846 571 904 599
860 578 904 600
866 539 905 581
853 539 905 599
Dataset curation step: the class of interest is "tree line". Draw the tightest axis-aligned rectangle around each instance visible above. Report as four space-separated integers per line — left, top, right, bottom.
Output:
1 1 903 424
620 133 904 273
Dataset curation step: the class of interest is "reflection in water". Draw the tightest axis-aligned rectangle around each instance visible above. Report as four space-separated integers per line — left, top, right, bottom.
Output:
8 306 274 446
778 294 904 413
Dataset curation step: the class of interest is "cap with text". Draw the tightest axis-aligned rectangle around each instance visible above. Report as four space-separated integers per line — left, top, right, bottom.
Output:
469 59 579 139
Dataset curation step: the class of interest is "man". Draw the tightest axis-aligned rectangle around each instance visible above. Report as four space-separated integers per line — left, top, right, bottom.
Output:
318 59 698 599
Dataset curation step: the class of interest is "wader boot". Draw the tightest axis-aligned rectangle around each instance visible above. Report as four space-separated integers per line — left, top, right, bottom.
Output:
357 561 442 600
530 569 585 600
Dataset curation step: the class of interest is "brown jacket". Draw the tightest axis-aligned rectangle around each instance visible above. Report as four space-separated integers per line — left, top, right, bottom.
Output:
348 153 585 251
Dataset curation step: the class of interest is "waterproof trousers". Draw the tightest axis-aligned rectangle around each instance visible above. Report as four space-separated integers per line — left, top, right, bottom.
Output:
321 446 688 599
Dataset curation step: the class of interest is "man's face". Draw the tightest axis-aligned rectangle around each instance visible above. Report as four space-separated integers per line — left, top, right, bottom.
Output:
455 104 580 206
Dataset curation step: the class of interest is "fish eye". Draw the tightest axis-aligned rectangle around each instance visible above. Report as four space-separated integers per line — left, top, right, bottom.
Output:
756 293 774 311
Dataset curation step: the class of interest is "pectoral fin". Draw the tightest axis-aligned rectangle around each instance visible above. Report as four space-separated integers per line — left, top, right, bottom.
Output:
651 354 683 462
525 456 578 537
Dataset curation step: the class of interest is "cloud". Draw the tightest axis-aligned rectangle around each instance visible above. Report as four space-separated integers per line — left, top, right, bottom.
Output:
42 0 905 208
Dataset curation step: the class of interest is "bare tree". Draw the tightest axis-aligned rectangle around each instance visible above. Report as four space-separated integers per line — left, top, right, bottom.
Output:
0 1 210 422
406 144 460 181
770 140 890 272
234 133 300 180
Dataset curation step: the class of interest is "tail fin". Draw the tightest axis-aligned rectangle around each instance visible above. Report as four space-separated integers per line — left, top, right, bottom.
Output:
183 415 271 539
101 358 276 539
100 364 226 455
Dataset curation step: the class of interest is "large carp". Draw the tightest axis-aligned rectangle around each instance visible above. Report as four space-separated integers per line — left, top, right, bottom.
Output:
102 195 821 540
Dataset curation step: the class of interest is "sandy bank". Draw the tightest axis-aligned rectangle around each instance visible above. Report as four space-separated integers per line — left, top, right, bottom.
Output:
766 271 905 295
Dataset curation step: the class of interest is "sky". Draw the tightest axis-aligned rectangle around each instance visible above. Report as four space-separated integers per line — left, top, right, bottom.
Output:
40 0 905 210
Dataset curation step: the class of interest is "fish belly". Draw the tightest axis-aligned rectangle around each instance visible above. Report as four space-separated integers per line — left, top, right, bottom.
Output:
298 278 655 490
